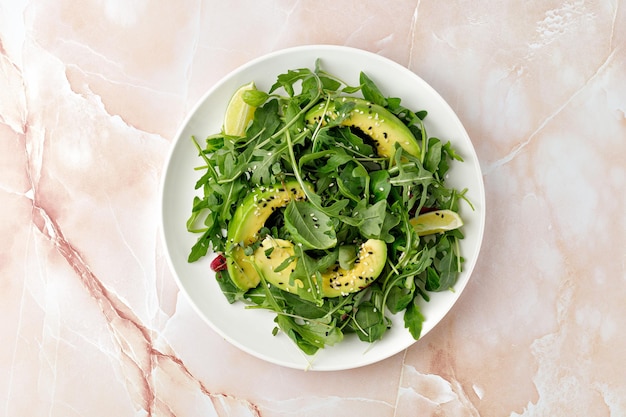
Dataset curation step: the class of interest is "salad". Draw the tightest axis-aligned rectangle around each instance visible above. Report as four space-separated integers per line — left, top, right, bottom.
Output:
186 60 470 355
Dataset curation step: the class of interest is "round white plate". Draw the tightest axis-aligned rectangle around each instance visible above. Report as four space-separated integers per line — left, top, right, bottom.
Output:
160 45 485 371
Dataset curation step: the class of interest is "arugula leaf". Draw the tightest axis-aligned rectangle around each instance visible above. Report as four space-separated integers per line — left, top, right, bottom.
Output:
243 89 270 107
270 68 313 96
356 200 387 238
386 285 415 314
316 152 354 174
433 235 463 291
370 170 391 202
337 163 366 202
275 314 343 354
425 267 441 291
337 127 375 158
404 299 425 340
378 210 400 243
284 200 337 250
246 99 281 141
186 196 210 232
281 292 328 319
215 270 246 303
359 72 387 107
188 229 213 262
353 301 388 343
424 137 443 174
318 75 342 93
438 140 464 178
338 244 357 270
288 245 324 303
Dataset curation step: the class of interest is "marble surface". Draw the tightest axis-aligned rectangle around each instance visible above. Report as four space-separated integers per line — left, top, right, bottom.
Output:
1 1 625 416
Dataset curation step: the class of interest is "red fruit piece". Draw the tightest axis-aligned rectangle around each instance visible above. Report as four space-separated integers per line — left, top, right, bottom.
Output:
210 254 227 272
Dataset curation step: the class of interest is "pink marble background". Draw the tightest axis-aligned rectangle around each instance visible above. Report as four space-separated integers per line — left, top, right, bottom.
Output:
2 1 625 416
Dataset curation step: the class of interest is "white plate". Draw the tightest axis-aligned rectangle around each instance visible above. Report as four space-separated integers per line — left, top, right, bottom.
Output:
160 45 485 371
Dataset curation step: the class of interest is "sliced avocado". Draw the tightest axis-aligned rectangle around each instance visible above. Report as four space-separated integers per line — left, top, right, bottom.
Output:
226 181 308 290
321 239 387 298
226 246 260 290
253 237 302 294
305 97 420 158
254 237 387 298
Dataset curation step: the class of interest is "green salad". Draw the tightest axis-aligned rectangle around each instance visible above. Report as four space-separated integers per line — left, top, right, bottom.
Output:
187 60 470 355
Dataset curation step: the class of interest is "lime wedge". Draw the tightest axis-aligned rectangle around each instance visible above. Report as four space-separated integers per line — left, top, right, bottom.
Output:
410 209 463 236
223 82 257 136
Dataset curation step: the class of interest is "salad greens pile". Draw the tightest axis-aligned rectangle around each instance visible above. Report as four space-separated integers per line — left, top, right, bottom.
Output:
187 60 470 355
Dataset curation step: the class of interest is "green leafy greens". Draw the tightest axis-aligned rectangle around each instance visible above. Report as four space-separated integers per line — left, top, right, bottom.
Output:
187 60 470 355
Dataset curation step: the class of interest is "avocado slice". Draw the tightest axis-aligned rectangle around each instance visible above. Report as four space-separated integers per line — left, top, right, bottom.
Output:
254 237 387 298
253 237 302 294
321 239 387 298
226 181 308 290
305 97 420 158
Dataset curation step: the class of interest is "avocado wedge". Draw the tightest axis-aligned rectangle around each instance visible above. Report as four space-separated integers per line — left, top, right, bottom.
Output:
225 181 307 290
305 97 421 158
253 237 387 298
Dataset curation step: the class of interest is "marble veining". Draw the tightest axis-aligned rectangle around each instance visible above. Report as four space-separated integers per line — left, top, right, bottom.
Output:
1 1 625 416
